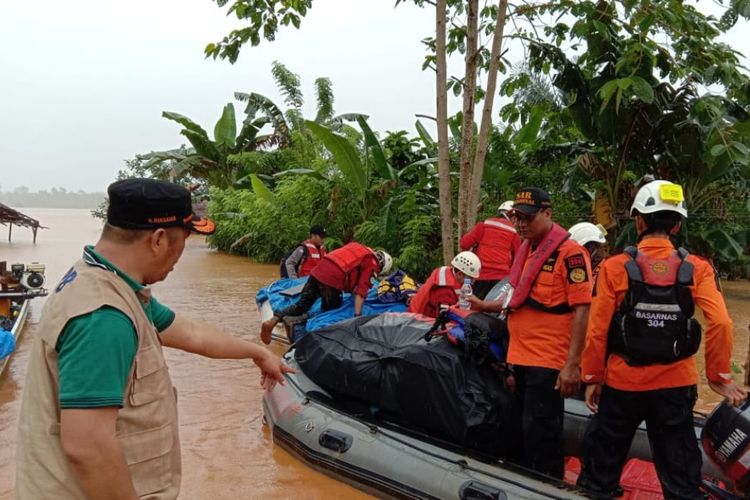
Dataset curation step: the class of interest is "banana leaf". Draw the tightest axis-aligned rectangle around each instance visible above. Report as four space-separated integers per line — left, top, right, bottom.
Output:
162 112 209 137
249 174 275 204
306 120 367 195
701 228 744 262
214 103 237 148
357 116 396 181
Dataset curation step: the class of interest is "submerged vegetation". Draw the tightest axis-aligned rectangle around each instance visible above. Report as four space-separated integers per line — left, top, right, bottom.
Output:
122 1 750 279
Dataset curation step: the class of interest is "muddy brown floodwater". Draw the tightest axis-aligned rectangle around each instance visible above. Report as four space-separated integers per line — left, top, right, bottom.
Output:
1 208 749 499
0 208 370 499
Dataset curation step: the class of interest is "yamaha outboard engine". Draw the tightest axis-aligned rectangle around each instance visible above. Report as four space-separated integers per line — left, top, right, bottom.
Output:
702 398 750 496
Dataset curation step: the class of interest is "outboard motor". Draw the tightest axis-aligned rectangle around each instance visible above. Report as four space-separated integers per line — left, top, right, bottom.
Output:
21 263 46 290
702 398 750 496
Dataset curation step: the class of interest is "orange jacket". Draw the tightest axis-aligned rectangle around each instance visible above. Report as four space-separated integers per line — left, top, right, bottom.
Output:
298 240 327 277
460 217 520 280
581 238 734 391
507 239 593 370
408 266 462 318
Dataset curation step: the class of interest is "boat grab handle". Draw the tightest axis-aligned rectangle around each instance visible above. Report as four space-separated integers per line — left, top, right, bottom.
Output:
459 480 508 500
319 429 353 453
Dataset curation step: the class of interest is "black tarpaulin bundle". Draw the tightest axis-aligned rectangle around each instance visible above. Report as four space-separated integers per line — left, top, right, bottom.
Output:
295 313 519 455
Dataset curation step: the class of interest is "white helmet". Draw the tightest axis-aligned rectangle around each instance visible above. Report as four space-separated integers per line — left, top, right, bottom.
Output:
375 250 392 275
569 222 607 246
498 200 514 213
451 251 481 278
630 180 687 218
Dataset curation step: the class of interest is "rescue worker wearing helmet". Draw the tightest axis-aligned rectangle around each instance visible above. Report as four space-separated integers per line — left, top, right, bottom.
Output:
568 222 607 281
577 180 746 498
469 187 593 479
260 243 392 344
459 201 520 299
408 251 481 318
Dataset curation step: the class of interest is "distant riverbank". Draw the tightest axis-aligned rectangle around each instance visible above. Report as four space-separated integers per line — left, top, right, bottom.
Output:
0 189 104 210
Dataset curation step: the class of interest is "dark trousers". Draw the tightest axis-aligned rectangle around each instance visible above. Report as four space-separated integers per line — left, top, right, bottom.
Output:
472 279 500 300
577 385 702 500
276 276 343 319
514 365 565 479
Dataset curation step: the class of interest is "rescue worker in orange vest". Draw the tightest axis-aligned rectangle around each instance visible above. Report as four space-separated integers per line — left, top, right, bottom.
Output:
408 251 481 318
460 201 520 299
280 225 327 279
261 242 392 344
577 180 746 499
568 222 607 282
469 187 592 478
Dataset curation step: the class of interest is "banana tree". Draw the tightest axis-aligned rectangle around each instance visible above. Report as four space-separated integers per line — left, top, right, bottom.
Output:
154 102 282 189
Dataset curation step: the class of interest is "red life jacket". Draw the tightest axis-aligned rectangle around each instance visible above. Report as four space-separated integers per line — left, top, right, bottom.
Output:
475 217 518 279
408 266 462 317
508 223 569 310
327 242 375 274
298 240 326 277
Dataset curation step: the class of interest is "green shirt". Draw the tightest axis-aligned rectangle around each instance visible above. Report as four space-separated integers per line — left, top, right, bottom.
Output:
56 246 175 409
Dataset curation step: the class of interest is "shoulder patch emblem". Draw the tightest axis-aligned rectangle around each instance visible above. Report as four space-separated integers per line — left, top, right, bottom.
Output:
569 267 587 283
565 253 586 269
55 267 77 293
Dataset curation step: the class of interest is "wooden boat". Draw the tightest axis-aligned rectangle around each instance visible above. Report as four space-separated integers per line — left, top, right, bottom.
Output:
0 262 48 379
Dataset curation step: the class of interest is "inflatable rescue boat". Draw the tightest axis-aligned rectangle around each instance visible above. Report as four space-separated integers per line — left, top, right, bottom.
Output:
262 312 744 499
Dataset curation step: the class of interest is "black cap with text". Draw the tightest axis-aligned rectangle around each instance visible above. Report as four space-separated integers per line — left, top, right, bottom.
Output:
107 178 216 235
513 187 552 215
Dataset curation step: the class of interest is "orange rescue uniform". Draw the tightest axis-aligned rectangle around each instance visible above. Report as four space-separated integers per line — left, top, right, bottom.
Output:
507 239 593 370
581 238 734 391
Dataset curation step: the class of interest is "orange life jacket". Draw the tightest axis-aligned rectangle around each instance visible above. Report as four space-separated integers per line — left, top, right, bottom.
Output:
408 266 462 316
298 240 326 277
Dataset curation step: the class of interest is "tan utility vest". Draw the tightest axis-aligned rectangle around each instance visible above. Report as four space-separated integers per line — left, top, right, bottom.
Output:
16 260 181 499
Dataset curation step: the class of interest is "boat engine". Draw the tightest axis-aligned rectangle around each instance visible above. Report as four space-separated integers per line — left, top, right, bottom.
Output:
702 398 750 495
11 263 46 290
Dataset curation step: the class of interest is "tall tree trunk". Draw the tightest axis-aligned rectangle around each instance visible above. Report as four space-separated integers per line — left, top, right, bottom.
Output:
467 0 509 227
436 0 455 263
456 0 479 239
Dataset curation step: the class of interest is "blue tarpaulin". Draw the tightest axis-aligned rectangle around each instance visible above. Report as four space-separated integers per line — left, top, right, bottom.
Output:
0 329 15 360
256 277 407 340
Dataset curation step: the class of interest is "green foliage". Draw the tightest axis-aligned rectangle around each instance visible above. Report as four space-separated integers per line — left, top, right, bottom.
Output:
314 77 335 124
306 120 368 196
207 176 329 262
397 215 443 281
501 0 750 262
205 0 312 63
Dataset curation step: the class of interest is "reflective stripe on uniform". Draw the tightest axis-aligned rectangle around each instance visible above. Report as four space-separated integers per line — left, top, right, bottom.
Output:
484 219 517 233
437 266 449 286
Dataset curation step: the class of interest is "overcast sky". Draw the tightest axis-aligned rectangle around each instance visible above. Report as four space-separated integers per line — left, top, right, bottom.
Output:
1 1 746 193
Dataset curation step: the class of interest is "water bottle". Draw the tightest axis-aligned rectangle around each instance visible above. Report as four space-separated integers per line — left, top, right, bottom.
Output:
458 278 473 310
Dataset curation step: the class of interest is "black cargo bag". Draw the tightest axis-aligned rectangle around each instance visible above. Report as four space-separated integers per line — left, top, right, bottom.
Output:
295 313 519 455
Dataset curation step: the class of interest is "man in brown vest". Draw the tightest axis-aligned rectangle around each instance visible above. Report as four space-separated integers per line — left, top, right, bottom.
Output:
16 178 293 500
